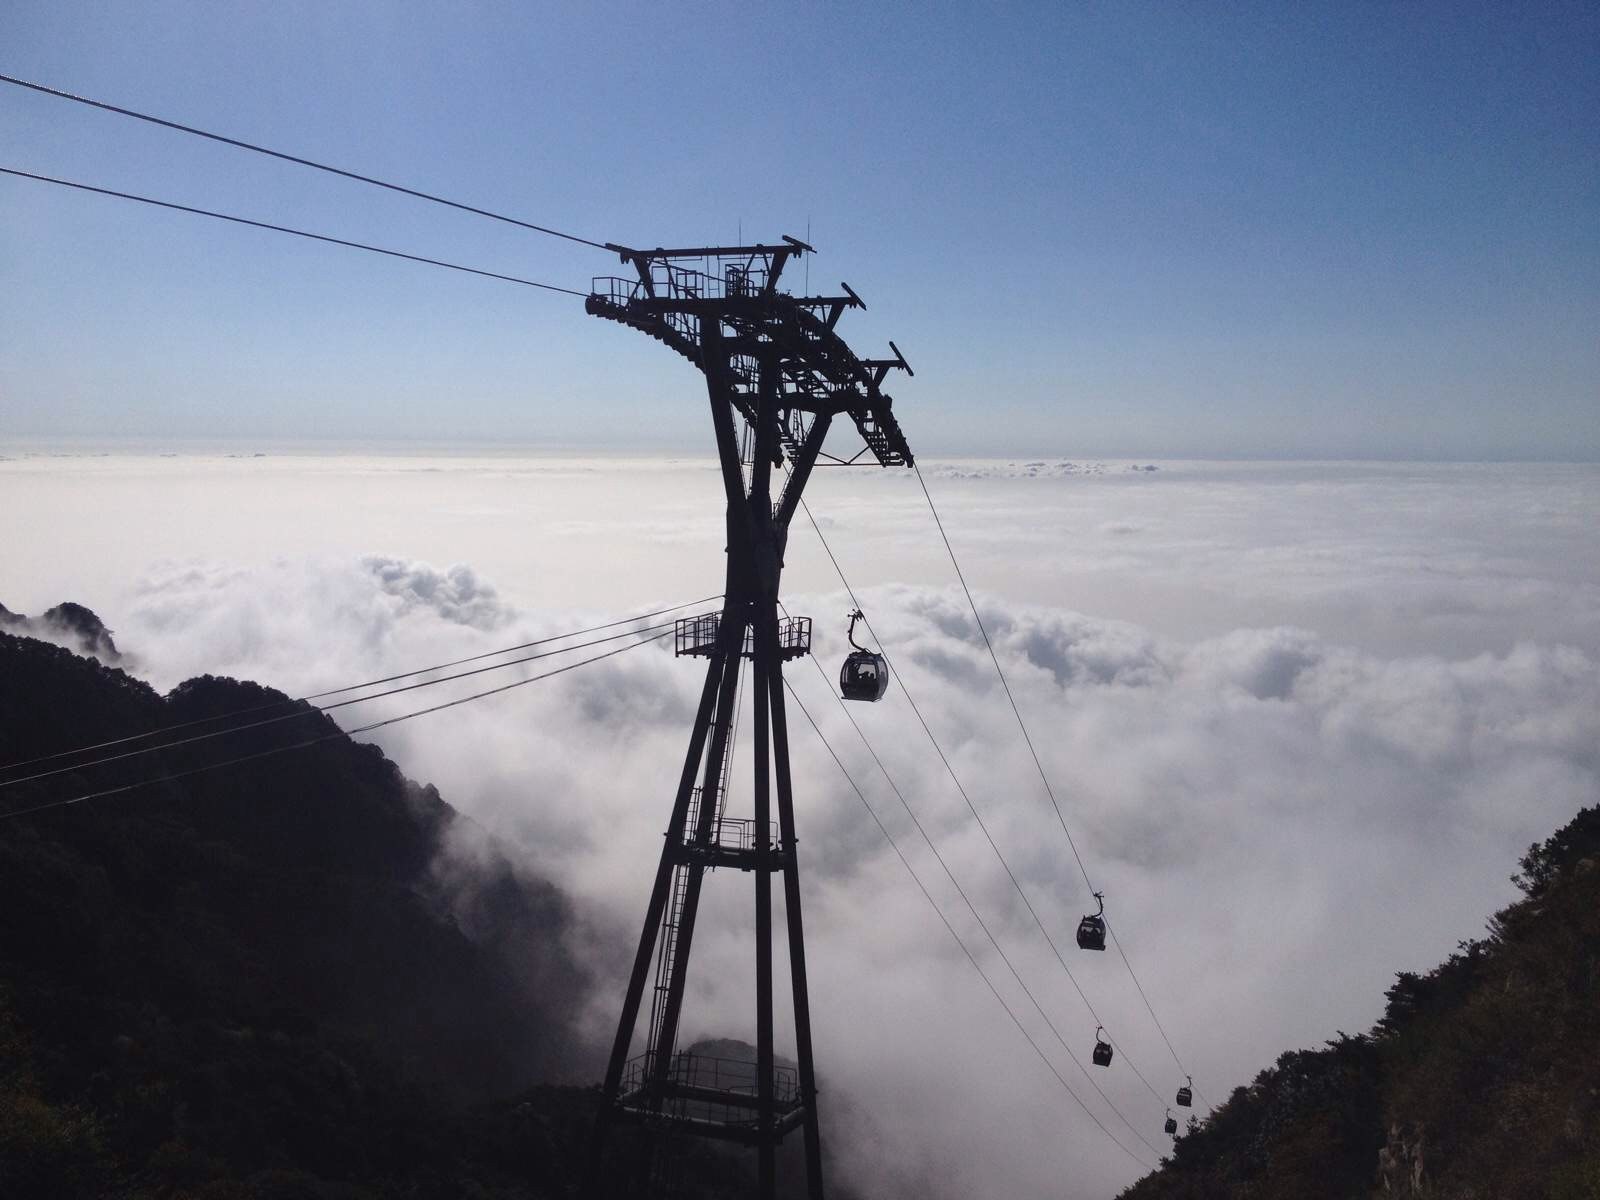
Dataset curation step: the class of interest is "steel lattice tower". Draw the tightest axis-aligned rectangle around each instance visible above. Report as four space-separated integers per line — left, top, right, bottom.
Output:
582 237 913 1199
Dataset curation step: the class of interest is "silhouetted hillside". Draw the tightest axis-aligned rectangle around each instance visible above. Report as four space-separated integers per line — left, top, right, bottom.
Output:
1119 804 1600 1200
0 623 752 1198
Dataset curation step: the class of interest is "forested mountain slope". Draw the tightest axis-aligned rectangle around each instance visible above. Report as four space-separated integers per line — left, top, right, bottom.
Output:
0 624 748 1198
1120 804 1600 1200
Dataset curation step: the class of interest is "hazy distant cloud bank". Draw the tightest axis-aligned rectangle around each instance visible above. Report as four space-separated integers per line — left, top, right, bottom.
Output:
923 460 1140 479
124 556 523 691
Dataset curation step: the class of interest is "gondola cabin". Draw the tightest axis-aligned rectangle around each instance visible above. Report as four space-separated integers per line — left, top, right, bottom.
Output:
1164 1110 1178 1136
839 609 890 702
1092 1028 1113 1067
1176 1076 1193 1107
1076 890 1107 951
1075 914 1106 951
840 650 889 702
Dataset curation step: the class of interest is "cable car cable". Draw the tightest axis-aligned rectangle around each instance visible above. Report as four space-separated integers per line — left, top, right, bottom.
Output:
781 608 1165 1155
0 617 688 790
782 679 1155 1171
0 593 721 776
0 74 611 251
911 462 1206 1108
794 501 1172 1111
0 167 588 296
0 627 673 823
911 463 1095 889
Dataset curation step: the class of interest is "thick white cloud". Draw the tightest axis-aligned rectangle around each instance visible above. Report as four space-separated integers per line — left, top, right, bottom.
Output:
2 452 1597 1198
363 555 514 630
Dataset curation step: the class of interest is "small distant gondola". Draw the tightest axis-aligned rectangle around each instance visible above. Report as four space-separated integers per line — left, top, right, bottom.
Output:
1091 1026 1113 1067
1076 890 1107 952
1164 1108 1178 1136
840 609 889 702
1176 1075 1193 1107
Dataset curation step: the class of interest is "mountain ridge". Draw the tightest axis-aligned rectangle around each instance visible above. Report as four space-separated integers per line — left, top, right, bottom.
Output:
1119 803 1600 1199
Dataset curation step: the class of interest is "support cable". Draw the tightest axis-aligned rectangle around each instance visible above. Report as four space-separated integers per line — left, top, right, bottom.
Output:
0 73 611 250
0 594 720 776
0 167 587 297
0 618 688 790
782 679 1154 1172
797 498 1171 1111
910 462 1205 1108
0 627 672 823
781 610 1163 1155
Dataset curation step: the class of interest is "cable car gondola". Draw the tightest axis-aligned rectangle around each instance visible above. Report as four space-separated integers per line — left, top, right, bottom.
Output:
1091 1026 1113 1067
1076 890 1107 951
840 609 889 702
1176 1075 1193 1107
1164 1108 1178 1136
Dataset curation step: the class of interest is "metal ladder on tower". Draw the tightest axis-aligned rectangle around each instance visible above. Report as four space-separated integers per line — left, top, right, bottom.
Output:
645 679 742 1069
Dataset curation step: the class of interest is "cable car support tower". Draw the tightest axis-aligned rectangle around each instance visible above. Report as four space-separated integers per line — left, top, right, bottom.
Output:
582 237 914 1199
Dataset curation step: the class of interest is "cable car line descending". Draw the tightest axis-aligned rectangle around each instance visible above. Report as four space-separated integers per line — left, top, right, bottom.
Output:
911 463 1094 885
0 594 721 777
795 500 1172 1114
0 73 611 251
0 167 588 296
782 605 1165 1157
781 679 1156 1171
0 627 674 824
0 618 689 791
910 461 1208 1110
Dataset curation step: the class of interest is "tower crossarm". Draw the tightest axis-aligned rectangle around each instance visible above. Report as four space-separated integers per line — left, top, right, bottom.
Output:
586 241 913 468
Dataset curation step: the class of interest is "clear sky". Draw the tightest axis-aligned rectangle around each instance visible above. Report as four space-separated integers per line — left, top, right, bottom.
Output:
2 1 1596 458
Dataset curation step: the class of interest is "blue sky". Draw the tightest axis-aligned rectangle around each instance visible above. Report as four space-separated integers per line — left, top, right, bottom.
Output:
2 1 1596 458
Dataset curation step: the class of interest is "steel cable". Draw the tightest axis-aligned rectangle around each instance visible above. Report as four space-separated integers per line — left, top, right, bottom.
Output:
782 601 1168 1148
0 617 694 790
0 73 612 250
783 678 1155 1171
0 594 719 776
0 627 672 822
0 167 588 296
911 461 1205 1109
798 498 1174 1111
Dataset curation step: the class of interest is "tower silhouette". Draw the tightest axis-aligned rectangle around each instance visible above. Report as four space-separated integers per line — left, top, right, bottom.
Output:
582 238 913 1199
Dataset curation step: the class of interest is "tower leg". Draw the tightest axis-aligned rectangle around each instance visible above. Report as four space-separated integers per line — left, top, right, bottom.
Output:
769 647 826 1200
753 618 776 1200
584 613 737 1198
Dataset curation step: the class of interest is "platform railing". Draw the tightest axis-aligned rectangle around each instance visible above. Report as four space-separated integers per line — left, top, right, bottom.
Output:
684 787 778 853
674 613 811 660
621 1050 801 1129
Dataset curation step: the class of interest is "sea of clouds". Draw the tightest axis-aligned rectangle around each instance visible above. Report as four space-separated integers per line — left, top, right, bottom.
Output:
2 450 1596 1198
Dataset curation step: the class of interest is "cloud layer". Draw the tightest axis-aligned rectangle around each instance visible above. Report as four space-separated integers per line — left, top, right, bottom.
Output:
97 567 1600 1197
3 454 1597 1197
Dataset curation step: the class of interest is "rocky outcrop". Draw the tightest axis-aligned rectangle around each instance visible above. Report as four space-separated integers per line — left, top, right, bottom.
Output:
0 599 122 663
1376 1122 1427 1195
